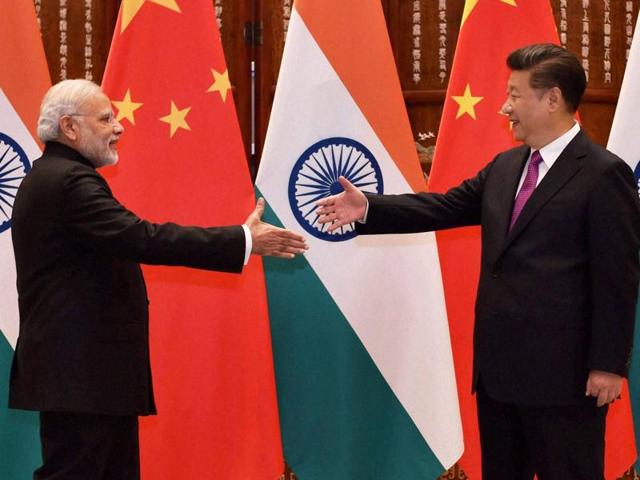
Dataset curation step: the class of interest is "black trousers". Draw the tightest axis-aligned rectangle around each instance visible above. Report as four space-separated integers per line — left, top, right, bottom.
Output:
34 412 140 480
476 384 607 480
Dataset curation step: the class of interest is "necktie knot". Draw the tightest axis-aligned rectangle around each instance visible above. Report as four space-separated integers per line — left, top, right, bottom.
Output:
530 150 543 167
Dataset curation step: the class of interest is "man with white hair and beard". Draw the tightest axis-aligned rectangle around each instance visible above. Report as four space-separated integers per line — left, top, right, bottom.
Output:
8 79 307 480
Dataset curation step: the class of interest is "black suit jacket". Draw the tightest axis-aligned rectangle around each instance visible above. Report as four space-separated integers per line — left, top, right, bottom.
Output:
357 131 640 406
9 142 246 416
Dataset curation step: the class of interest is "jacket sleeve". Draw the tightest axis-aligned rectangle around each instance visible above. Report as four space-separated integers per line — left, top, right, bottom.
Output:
356 158 494 235
61 164 245 273
587 159 640 376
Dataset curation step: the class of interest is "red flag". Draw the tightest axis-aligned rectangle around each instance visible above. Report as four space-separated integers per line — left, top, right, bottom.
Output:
428 1 636 478
101 1 283 478
0 0 50 140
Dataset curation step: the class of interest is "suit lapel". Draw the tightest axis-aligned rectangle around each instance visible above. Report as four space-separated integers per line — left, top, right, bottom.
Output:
502 131 588 251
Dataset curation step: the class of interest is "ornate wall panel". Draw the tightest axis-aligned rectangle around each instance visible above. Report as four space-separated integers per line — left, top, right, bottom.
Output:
35 0 118 83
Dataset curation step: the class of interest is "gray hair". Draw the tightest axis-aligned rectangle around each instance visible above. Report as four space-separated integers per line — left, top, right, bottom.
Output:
37 79 103 143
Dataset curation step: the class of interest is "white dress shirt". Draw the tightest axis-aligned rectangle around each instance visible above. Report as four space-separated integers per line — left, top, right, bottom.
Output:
514 121 581 196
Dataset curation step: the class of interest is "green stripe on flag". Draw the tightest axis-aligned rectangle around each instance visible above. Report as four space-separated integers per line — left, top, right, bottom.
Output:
258 192 444 479
0 334 41 478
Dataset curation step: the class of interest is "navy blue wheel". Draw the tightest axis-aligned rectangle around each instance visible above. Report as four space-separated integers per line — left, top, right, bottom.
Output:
0 133 31 233
288 137 383 242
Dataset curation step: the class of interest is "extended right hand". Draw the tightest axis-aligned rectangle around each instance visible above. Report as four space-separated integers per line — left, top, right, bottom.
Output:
245 198 308 258
316 176 367 232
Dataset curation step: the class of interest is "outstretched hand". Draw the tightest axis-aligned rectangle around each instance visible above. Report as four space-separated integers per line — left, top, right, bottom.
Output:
245 198 308 258
316 176 367 232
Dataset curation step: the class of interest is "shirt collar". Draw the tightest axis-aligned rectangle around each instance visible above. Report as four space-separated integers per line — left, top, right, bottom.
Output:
532 121 581 169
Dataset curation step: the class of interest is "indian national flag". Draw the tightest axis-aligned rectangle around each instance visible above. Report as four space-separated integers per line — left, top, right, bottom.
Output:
255 1 463 478
0 0 50 477
607 13 640 471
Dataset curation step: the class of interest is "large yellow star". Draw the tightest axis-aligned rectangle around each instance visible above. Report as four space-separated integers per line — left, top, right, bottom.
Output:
159 101 191 138
121 0 181 33
452 84 484 120
461 0 517 28
206 69 231 102
112 89 143 125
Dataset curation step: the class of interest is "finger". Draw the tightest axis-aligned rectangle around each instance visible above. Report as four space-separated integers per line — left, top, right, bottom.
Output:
279 245 307 255
327 219 348 232
317 212 337 224
277 230 308 244
316 205 334 216
585 378 594 397
338 176 354 192
254 197 265 217
281 241 308 251
596 390 608 407
269 251 296 259
316 197 334 207
263 234 308 251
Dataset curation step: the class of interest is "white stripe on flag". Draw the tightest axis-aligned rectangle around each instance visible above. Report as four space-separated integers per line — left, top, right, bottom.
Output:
608 15 640 170
0 88 41 349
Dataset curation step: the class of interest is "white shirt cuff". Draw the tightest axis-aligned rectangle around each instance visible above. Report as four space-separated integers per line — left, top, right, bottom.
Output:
357 198 370 224
241 224 252 265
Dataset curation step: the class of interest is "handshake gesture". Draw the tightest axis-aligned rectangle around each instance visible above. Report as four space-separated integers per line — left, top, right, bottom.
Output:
245 176 365 258
245 198 308 258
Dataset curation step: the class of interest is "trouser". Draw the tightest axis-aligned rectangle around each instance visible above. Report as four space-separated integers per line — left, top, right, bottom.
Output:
476 383 607 480
34 411 140 480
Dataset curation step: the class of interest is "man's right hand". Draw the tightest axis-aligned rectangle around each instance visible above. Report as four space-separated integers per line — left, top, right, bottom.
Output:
245 198 308 258
316 176 367 232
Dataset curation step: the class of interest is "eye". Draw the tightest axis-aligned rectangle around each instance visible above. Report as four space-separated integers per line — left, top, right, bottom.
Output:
100 113 116 125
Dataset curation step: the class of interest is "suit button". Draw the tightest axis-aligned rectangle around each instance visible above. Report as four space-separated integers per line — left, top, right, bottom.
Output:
491 271 500 278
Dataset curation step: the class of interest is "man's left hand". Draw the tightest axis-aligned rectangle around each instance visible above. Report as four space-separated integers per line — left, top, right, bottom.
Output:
585 370 623 407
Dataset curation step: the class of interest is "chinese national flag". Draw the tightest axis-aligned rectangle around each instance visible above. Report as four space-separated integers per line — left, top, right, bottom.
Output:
428 1 636 478
101 1 283 478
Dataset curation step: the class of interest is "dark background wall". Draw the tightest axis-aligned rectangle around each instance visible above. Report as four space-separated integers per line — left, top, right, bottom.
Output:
34 1 640 176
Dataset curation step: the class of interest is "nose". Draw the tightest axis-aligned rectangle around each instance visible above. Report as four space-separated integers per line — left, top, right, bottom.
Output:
501 100 512 115
113 119 124 135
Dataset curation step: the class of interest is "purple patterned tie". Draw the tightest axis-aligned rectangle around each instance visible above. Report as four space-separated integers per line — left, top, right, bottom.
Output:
509 150 543 231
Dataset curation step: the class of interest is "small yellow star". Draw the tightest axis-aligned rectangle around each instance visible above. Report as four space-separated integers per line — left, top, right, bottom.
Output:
460 0 479 28
121 0 181 33
112 89 143 125
452 84 484 120
462 0 517 28
206 69 232 102
159 101 191 138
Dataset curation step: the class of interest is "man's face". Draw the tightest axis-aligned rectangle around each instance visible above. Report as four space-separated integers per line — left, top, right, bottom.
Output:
73 92 123 168
501 70 550 149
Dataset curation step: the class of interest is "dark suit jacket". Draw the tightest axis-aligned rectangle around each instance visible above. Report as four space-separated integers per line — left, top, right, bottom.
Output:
9 142 246 416
357 131 640 406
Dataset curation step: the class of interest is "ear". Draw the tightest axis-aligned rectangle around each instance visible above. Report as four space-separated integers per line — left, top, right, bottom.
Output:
59 115 79 142
547 86 562 113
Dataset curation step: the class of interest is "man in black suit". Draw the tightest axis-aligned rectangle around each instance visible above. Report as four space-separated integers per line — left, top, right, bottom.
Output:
9 79 307 480
317 44 640 480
